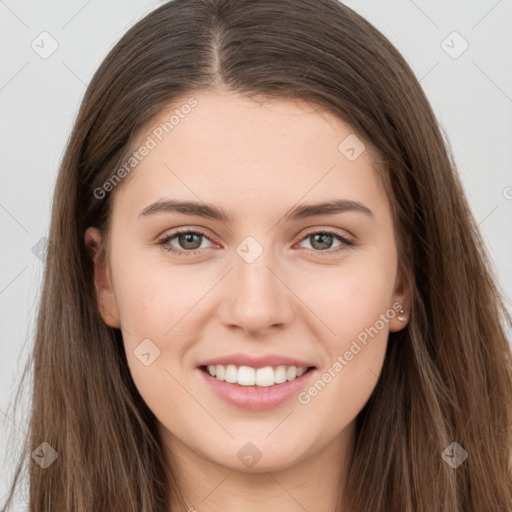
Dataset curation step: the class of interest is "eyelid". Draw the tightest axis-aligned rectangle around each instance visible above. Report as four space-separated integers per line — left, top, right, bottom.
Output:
299 226 354 243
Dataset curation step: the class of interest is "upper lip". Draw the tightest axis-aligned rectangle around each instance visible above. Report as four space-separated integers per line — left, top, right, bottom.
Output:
198 353 316 369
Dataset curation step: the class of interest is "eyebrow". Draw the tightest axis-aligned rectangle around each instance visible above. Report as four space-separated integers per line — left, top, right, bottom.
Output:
138 198 373 223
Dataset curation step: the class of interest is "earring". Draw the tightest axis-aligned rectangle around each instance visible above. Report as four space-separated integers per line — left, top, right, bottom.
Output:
397 307 406 322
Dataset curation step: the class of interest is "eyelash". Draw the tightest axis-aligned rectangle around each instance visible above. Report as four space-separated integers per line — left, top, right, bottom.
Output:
157 227 354 257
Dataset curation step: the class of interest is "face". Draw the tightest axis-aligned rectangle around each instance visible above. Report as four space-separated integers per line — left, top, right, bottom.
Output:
85 88 410 475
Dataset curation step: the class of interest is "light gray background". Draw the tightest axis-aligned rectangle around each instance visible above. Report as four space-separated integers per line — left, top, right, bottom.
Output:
1 0 511 507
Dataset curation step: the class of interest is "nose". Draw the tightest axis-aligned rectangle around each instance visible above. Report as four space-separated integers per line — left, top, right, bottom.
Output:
217 245 294 337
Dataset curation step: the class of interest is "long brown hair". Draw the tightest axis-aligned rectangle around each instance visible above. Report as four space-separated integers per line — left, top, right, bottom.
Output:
2 0 511 510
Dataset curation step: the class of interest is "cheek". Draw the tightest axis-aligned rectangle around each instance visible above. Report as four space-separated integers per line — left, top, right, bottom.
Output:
110 253 208 390
297 250 396 404
342 268 395 338
111 247 198 336
302 254 397 340
110 259 195 416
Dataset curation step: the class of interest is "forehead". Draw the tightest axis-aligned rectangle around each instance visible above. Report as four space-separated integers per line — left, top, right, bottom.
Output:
110 89 389 223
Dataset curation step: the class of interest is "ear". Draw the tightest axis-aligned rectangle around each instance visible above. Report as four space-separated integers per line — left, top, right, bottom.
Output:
84 227 121 328
388 260 412 333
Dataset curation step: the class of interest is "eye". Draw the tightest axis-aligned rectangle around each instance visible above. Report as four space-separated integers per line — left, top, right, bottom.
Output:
157 228 215 256
297 228 354 255
157 227 354 257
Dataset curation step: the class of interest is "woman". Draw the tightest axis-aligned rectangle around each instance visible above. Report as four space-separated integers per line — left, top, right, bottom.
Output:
2 0 511 510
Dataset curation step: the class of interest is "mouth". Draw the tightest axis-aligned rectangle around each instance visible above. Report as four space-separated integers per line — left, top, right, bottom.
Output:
198 364 316 388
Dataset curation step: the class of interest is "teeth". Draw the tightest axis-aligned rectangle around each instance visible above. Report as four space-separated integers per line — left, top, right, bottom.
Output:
205 364 309 386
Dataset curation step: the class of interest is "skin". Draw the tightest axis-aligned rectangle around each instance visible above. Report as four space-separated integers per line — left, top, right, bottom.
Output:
85 87 410 512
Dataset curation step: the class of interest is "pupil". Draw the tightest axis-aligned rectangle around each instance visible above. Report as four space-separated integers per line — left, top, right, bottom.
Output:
180 233 201 249
312 233 332 250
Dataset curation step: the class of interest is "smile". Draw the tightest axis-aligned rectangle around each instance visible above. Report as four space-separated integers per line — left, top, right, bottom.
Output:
200 364 314 387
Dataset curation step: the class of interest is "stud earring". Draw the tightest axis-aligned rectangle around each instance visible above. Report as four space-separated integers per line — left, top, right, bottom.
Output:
397 307 406 322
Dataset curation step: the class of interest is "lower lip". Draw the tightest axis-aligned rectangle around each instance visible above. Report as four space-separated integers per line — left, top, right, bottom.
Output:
198 367 316 411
